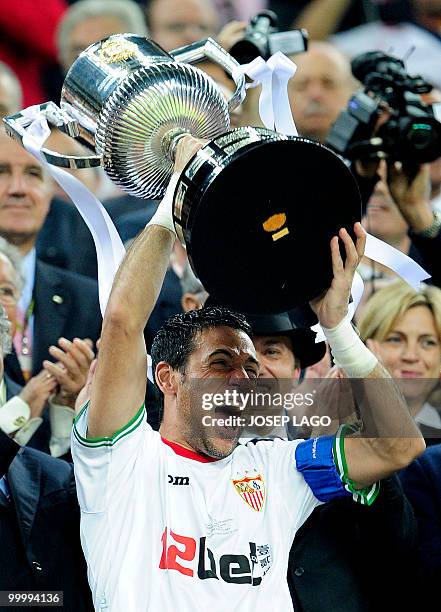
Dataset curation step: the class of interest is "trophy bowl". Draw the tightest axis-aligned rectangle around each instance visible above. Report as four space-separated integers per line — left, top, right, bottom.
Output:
3 34 245 199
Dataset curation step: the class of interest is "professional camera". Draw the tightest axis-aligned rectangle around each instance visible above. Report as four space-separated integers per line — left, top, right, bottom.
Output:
325 51 441 164
229 10 308 64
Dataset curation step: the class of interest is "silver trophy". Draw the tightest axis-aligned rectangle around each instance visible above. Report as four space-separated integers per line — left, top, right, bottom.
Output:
4 33 362 314
4 33 245 199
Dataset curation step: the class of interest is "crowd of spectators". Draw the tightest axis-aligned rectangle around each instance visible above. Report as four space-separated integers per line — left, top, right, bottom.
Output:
0 0 440 610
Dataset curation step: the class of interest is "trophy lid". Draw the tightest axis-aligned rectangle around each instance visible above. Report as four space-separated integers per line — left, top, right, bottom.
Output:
178 130 361 314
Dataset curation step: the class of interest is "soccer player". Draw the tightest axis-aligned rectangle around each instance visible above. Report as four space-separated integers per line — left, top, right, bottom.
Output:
71 136 425 611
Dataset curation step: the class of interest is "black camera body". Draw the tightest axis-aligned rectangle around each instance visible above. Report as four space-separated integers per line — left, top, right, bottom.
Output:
326 51 441 164
229 10 308 64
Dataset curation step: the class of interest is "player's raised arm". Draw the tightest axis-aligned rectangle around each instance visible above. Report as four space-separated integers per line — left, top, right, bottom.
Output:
87 136 204 438
309 223 425 490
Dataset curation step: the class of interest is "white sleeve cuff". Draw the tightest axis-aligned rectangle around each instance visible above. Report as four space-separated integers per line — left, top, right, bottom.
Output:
146 172 181 233
13 417 43 445
49 400 75 438
49 400 75 457
0 397 31 435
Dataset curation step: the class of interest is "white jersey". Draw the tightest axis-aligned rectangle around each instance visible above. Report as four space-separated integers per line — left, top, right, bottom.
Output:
72 405 378 612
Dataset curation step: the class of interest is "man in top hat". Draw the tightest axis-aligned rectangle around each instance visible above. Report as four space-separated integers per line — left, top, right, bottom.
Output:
181 263 326 377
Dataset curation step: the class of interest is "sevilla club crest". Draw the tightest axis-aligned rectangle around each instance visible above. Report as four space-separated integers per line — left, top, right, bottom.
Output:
232 472 265 512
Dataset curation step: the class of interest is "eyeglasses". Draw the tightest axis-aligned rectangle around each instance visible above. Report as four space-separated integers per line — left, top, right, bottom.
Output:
0 285 18 304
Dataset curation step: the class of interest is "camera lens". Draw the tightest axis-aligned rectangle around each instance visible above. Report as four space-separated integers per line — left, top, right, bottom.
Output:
409 123 434 148
400 117 441 162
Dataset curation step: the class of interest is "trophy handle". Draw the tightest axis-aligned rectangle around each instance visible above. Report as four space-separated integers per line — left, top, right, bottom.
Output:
170 38 246 113
3 101 103 169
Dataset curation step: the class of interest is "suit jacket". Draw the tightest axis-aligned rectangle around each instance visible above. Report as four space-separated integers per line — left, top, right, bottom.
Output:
5 259 101 388
104 193 157 226
36 198 95 275
4 372 22 400
115 205 157 244
4 261 101 455
288 476 418 612
400 445 441 604
0 431 93 610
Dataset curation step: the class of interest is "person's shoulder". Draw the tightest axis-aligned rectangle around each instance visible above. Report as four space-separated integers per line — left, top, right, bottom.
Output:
48 197 82 220
332 20 384 42
104 194 156 225
15 446 74 487
414 445 441 474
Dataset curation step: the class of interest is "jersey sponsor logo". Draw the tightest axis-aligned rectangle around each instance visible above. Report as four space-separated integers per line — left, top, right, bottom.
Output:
159 527 272 585
232 471 265 511
168 474 190 485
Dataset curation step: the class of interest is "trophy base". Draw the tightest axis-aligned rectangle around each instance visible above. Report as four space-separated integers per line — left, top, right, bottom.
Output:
174 127 361 315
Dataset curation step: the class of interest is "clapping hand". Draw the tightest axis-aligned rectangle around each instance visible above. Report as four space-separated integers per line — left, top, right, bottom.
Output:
19 370 58 419
43 337 95 408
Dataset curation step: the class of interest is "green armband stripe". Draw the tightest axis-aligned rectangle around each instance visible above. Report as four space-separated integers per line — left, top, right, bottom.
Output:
333 424 380 507
73 403 146 448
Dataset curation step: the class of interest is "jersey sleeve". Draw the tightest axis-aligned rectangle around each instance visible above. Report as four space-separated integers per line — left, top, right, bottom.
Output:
71 402 160 513
295 424 380 507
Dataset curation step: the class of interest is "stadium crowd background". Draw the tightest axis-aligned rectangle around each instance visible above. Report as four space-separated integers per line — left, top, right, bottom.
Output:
0 0 440 610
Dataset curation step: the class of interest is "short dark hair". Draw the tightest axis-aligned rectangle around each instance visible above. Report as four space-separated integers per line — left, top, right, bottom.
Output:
151 305 252 383
149 306 251 425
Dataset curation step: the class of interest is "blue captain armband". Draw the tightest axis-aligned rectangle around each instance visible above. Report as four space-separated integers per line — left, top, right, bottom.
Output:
295 425 380 506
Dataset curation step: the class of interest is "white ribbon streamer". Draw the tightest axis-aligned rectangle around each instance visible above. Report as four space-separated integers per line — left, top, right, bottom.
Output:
365 233 428 290
20 106 126 316
267 52 298 135
234 56 275 129
235 52 299 135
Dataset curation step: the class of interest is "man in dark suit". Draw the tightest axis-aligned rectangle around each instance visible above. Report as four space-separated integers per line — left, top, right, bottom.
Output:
400 445 441 606
0 130 101 388
288 475 418 612
0 429 93 610
0 299 91 608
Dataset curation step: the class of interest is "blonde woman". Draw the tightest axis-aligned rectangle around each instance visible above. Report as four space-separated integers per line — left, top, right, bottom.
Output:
358 281 441 440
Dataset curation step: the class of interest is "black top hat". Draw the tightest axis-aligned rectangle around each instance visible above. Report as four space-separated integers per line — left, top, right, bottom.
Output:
246 309 326 369
205 295 325 368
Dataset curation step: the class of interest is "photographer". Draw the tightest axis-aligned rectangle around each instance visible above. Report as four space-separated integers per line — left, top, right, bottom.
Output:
326 51 441 288
359 160 441 286
386 161 441 286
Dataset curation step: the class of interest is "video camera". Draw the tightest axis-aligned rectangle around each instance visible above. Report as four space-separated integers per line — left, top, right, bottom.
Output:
229 10 308 64
325 51 441 164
